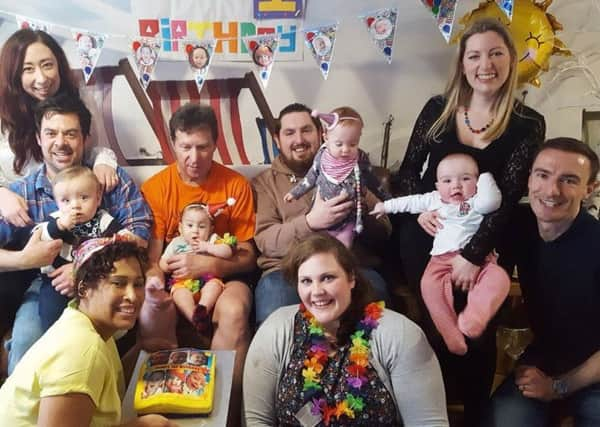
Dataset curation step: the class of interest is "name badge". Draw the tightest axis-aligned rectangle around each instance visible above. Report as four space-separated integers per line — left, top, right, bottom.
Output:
295 401 322 427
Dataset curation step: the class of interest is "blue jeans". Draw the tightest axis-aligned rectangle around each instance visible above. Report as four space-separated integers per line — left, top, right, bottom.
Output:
483 373 600 427
254 268 390 325
5 278 43 375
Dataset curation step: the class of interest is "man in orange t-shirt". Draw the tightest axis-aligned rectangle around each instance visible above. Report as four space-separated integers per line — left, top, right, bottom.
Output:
140 104 256 424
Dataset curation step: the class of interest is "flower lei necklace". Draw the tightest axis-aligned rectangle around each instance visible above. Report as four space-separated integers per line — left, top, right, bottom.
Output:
300 301 384 426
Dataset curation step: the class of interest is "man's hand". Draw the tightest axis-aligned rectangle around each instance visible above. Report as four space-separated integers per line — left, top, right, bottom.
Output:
165 252 214 279
0 187 32 227
369 202 386 219
417 210 443 237
93 163 119 193
20 228 62 270
450 254 481 291
48 263 75 297
515 365 556 401
306 189 353 230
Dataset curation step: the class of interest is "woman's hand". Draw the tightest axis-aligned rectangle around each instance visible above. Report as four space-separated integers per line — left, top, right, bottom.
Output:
123 414 180 426
450 254 481 291
93 164 119 193
417 211 443 237
135 414 180 426
0 187 32 226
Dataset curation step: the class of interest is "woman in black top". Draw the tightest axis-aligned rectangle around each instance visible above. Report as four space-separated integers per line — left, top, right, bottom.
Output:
391 18 545 427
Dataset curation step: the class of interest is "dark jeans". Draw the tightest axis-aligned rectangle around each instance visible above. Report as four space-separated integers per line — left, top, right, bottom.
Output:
0 269 38 338
0 225 36 338
39 275 69 331
483 373 600 427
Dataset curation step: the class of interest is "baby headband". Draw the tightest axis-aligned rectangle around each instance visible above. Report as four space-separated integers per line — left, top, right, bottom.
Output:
72 232 135 277
311 109 361 131
183 198 236 219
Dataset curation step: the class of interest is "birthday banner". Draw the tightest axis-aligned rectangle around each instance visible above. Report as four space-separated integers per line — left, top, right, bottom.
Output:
133 0 301 61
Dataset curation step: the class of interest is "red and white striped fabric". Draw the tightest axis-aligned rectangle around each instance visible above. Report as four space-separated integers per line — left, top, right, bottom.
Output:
147 78 251 165
79 67 257 167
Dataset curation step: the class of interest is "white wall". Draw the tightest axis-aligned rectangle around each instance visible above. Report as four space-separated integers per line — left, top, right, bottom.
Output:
1 0 600 167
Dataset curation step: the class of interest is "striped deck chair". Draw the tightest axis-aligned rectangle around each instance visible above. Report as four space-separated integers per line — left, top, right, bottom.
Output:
256 117 279 164
76 59 277 166
77 65 129 165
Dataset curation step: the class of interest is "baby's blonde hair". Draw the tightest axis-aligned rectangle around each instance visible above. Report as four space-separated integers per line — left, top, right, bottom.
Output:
52 165 101 191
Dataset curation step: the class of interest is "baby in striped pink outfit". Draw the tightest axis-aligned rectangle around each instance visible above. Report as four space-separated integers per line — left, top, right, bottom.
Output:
284 106 388 248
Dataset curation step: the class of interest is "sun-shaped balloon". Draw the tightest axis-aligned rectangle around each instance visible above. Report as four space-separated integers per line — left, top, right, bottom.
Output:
456 0 570 87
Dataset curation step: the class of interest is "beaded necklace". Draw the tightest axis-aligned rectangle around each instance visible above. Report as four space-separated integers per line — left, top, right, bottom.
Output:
300 301 385 426
353 164 363 233
463 107 494 134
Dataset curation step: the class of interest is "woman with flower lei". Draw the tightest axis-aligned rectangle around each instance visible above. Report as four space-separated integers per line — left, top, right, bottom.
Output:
243 234 448 426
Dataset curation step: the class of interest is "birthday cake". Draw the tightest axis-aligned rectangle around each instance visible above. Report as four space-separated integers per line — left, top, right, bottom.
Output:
134 348 216 415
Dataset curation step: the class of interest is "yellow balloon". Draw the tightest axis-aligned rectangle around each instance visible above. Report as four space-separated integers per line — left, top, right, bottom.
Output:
458 0 569 87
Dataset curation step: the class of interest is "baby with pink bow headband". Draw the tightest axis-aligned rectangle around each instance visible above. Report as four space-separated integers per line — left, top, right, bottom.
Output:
284 106 389 248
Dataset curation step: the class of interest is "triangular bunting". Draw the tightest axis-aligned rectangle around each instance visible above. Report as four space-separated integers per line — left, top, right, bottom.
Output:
495 0 514 20
16 15 49 32
437 0 459 43
420 0 442 18
72 31 106 84
131 38 160 90
242 34 280 89
185 40 215 93
359 8 398 64
303 23 338 80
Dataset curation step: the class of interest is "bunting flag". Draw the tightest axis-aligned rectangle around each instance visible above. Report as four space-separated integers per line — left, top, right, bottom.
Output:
303 23 338 80
242 33 280 88
359 8 398 64
184 40 215 93
131 38 160 90
437 0 459 42
15 15 49 32
495 0 514 20
72 31 106 84
421 0 442 17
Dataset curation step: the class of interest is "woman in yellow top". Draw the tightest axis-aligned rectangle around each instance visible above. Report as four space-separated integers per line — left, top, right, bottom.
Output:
0 237 177 427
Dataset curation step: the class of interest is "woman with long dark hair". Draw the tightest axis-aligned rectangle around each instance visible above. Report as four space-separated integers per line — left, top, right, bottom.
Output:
0 28 118 227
